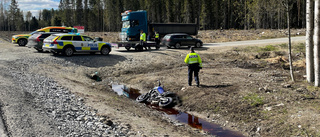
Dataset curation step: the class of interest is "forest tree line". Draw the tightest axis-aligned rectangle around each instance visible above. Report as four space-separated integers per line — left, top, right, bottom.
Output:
0 0 306 32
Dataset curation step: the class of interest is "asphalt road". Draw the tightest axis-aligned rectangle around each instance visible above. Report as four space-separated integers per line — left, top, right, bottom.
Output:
203 36 305 47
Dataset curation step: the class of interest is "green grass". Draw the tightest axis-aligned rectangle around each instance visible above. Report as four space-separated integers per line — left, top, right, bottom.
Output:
260 45 278 52
292 43 305 53
243 93 264 107
279 43 288 49
237 43 304 53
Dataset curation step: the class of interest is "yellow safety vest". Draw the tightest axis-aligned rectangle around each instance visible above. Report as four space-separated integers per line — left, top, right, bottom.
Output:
155 33 159 38
140 33 146 41
184 53 202 67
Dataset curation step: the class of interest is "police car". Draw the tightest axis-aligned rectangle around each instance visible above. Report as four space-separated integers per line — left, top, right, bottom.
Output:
42 33 111 56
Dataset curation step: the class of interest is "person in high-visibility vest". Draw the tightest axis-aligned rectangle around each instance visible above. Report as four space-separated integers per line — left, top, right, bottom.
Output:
140 29 146 50
154 31 160 49
184 47 202 87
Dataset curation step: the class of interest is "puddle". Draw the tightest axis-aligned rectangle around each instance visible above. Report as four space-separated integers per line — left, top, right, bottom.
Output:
111 84 140 100
111 84 245 137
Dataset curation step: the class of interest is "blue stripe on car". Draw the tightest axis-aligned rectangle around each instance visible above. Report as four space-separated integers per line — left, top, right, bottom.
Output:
58 42 64 46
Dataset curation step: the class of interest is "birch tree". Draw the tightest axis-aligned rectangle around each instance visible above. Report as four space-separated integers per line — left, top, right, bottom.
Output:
283 0 295 82
306 0 314 83
314 0 320 86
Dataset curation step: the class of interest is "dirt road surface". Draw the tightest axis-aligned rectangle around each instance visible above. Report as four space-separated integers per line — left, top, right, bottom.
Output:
204 36 305 47
0 34 319 137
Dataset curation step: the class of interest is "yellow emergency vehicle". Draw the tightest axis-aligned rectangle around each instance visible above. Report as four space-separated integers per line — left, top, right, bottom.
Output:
12 26 77 46
42 33 111 57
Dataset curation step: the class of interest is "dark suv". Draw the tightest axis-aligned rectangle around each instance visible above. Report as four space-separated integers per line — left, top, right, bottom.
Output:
161 33 203 49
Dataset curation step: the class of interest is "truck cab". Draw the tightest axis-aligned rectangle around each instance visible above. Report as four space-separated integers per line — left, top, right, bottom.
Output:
120 10 148 41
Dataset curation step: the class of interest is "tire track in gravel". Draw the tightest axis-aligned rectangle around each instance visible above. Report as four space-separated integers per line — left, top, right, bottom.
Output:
0 36 8 136
0 101 8 137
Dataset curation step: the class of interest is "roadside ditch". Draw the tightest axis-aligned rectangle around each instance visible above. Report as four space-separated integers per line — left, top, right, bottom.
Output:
111 84 245 137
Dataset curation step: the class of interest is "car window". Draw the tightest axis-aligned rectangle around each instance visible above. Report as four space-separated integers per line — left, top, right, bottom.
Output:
73 36 83 41
182 35 188 39
45 35 59 41
82 36 93 41
61 36 72 41
50 29 72 33
39 34 51 38
176 35 183 39
130 20 139 27
123 21 130 28
163 35 170 40
30 34 41 38
186 35 193 39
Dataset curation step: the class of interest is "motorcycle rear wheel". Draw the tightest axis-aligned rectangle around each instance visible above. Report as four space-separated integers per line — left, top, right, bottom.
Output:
159 97 173 107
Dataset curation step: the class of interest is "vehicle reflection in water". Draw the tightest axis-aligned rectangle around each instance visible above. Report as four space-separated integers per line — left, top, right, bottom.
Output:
111 84 140 100
111 84 244 137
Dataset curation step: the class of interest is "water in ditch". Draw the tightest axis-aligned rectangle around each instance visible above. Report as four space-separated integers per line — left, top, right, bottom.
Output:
111 84 244 137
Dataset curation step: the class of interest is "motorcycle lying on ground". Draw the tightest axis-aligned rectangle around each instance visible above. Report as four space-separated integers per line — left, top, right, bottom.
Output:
136 80 178 108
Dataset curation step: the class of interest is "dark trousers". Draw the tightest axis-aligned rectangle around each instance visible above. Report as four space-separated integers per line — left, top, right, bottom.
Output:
140 40 149 50
155 38 160 45
140 40 144 47
155 38 160 49
188 64 200 86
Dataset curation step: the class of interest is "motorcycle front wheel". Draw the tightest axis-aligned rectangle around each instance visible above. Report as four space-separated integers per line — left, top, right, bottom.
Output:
136 93 149 103
158 97 173 107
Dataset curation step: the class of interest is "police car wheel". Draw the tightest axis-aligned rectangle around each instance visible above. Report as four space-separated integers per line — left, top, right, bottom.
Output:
175 43 181 49
63 47 74 57
100 46 110 55
125 46 131 51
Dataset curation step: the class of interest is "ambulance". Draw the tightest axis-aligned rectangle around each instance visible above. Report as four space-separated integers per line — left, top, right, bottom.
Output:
12 26 77 46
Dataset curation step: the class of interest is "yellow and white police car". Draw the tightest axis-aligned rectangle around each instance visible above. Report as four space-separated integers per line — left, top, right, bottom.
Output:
43 33 111 56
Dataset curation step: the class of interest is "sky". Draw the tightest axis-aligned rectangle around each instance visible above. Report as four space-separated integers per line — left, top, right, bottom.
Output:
15 0 60 17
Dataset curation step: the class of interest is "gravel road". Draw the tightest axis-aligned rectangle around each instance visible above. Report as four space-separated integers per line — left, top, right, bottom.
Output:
204 36 305 47
0 39 134 137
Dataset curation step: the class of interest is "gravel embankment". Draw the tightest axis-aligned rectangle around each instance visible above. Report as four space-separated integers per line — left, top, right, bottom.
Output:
0 50 134 136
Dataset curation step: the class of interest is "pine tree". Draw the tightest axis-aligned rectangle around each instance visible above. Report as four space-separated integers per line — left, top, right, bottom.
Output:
199 0 208 30
182 0 191 23
165 0 173 22
75 0 83 26
8 0 19 31
0 1 5 31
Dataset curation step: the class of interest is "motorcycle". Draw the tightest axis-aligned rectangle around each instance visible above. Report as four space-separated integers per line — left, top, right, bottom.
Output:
136 80 178 108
